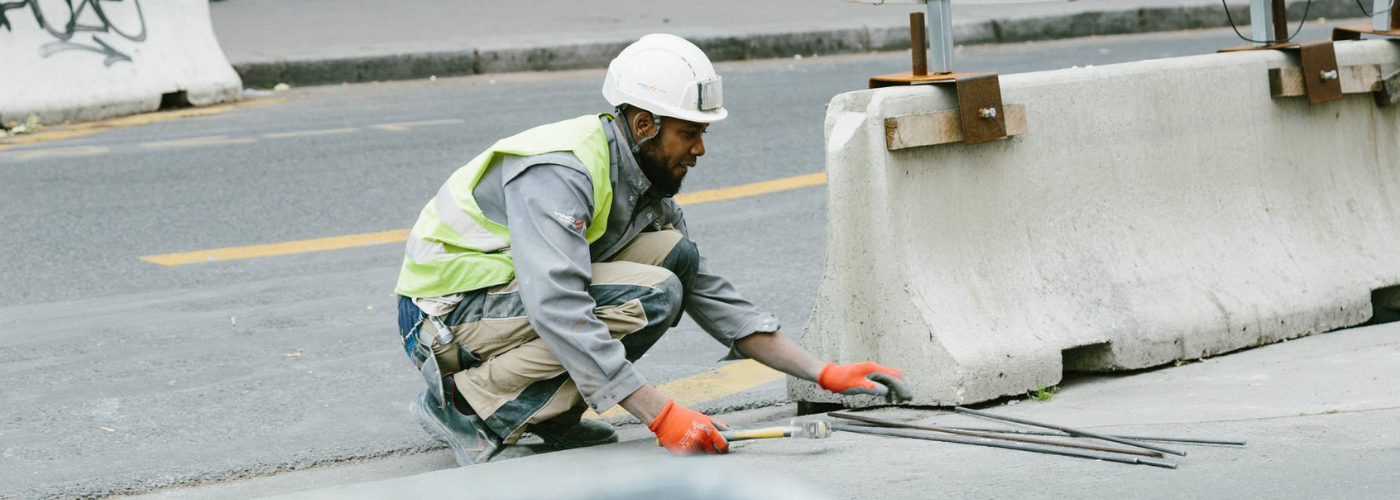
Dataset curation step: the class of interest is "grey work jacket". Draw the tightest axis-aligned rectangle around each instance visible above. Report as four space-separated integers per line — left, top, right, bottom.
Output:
464 115 780 413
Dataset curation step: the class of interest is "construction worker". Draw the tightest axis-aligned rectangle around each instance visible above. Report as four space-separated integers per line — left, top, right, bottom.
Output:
394 33 911 466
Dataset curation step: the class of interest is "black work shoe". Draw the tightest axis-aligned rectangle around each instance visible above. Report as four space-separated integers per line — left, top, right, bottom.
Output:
526 415 618 450
410 390 501 466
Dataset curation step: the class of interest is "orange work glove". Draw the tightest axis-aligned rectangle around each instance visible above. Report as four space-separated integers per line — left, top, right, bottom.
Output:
818 362 913 403
647 399 730 455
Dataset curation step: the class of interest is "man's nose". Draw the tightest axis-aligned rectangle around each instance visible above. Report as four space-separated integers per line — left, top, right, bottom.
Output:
691 137 705 157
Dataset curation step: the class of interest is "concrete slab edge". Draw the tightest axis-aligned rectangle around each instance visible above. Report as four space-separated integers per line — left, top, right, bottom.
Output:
231 1 1358 88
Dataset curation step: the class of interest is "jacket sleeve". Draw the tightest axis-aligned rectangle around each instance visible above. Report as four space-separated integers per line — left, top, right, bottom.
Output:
667 204 782 360
503 164 646 412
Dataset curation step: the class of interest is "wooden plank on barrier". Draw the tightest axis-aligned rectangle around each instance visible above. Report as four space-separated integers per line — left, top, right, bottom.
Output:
1269 65 1382 98
885 104 1027 151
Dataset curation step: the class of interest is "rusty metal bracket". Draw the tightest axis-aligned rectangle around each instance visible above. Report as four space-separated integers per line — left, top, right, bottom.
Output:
1221 40 1343 104
870 73 1009 146
869 71 969 88
1325 1 1400 108
1288 41 1344 104
867 12 1012 146
1216 0 1341 104
953 74 1007 145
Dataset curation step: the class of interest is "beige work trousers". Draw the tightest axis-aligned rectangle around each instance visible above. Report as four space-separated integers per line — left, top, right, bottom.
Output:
417 230 689 442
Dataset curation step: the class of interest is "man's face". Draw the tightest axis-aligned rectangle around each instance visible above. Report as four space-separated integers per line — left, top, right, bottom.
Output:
635 117 708 197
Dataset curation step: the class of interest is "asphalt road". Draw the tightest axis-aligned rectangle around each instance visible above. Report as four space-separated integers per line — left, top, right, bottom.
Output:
0 22 1349 499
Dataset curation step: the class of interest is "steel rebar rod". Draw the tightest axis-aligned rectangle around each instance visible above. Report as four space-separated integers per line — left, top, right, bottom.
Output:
909 12 928 76
829 412 1163 458
943 426 1246 446
954 407 1187 457
1271 0 1289 42
831 423 1178 469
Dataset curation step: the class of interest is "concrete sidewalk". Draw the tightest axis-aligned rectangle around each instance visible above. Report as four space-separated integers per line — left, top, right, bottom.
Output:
260 319 1400 500
210 0 1364 87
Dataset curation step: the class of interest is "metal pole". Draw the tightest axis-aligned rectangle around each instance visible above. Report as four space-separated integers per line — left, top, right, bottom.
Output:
831 423 1178 469
926 0 954 74
943 426 1247 446
1375 0 1391 32
829 412 1164 457
1271 0 1288 42
1250 0 1275 46
910 12 928 76
954 406 1188 457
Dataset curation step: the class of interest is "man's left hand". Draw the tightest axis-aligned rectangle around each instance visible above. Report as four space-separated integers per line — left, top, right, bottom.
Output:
818 362 913 403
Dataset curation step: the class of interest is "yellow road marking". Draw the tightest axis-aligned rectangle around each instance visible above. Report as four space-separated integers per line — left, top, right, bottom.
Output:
139 171 828 266
263 128 359 139
371 119 465 132
584 359 786 420
7 145 109 160
141 135 258 149
140 229 411 266
0 98 287 149
675 172 827 205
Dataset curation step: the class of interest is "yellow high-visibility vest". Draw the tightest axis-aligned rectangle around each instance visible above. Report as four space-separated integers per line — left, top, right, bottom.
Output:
395 115 614 298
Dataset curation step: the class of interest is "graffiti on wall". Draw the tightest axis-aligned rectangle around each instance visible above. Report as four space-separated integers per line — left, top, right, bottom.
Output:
0 0 146 66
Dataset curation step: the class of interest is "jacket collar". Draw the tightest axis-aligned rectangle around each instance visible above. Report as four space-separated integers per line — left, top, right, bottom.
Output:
604 115 654 196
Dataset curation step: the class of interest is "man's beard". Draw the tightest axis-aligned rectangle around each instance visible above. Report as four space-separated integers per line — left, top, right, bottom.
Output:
636 140 685 196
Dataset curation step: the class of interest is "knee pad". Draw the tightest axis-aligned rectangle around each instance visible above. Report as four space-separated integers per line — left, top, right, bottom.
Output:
662 236 699 293
622 274 685 359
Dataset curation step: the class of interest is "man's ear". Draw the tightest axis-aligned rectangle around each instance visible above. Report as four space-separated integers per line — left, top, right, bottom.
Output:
630 110 657 141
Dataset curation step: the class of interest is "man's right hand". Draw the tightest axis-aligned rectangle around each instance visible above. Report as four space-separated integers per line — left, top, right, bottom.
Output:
818 361 913 404
647 399 730 455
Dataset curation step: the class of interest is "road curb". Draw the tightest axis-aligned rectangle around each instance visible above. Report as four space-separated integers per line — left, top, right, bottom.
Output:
234 1 1356 89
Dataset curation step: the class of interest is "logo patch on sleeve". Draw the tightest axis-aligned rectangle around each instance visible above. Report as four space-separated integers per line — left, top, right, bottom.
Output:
553 211 587 232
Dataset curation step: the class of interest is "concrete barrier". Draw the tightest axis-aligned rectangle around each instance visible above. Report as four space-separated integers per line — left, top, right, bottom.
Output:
0 1 241 125
790 40 1400 408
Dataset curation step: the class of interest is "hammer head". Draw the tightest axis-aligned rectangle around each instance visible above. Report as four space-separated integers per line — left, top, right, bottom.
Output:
789 419 832 439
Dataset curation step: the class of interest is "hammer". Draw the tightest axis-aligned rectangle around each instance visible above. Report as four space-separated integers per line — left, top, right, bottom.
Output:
721 419 832 442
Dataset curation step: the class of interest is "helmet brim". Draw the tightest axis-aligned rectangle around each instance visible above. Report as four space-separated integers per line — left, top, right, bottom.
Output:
661 106 728 124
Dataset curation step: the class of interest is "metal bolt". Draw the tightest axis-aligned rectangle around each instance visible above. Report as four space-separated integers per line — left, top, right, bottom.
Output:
979 107 997 119
1320 69 1339 81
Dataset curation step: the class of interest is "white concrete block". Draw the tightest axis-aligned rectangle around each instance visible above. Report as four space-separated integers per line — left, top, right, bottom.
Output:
791 40 1400 407
0 1 242 125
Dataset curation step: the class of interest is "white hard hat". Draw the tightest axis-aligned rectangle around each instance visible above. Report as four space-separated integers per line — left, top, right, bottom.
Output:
603 34 727 123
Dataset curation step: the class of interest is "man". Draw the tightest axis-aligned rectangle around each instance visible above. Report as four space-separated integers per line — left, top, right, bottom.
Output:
394 33 911 466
